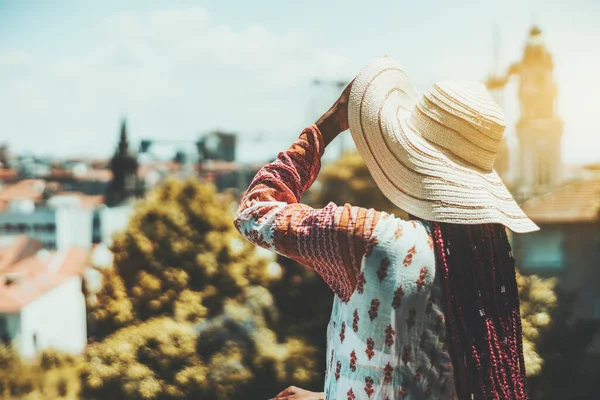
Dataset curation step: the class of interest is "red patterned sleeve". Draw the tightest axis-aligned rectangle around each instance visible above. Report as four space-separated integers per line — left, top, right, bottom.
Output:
234 125 381 302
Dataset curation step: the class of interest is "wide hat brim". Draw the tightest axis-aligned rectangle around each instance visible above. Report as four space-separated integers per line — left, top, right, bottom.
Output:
348 57 539 233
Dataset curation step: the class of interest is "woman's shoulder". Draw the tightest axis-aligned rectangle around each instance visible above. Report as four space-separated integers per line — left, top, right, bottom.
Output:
367 214 434 258
372 213 431 240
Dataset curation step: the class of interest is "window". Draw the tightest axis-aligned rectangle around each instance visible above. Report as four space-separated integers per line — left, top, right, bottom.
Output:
521 227 564 271
0 317 9 343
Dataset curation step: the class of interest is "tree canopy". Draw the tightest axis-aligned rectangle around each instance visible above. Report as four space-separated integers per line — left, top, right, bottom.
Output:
81 179 318 399
313 151 408 219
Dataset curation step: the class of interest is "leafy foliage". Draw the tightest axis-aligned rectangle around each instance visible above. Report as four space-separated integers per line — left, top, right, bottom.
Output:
516 273 557 376
313 151 407 219
524 282 600 399
0 346 80 400
269 254 333 392
110 179 272 322
79 179 318 399
86 266 135 341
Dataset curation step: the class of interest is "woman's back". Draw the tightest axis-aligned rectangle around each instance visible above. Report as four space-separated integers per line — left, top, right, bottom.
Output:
325 216 455 399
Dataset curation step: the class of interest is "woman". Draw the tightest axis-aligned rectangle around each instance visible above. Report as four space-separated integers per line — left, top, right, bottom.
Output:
235 57 538 400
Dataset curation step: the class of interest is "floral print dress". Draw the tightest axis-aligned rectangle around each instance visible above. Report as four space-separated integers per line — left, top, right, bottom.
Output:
235 126 457 399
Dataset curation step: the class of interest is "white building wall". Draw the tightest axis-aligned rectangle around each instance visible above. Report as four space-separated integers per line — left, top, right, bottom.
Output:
18 276 87 358
100 204 134 245
55 207 94 249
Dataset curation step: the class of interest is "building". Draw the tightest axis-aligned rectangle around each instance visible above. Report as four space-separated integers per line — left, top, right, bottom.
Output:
197 131 236 162
93 203 135 245
0 169 18 184
486 76 512 182
512 174 600 323
0 236 90 358
0 185 98 250
514 26 563 197
487 27 599 332
44 166 112 196
197 160 261 193
487 26 564 200
105 119 142 206
0 179 46 211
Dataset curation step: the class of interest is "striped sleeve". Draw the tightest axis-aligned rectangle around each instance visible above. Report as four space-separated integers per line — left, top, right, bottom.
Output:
234 125 381 302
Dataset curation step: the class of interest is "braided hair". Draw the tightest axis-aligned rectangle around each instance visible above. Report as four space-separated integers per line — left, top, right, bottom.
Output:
430 222 529 400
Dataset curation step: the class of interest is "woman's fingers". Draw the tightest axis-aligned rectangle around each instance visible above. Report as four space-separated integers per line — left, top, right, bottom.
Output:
273 386 298 397
271 386 324 399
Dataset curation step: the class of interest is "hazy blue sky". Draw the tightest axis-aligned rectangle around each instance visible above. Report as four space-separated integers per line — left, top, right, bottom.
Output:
1 0 598 164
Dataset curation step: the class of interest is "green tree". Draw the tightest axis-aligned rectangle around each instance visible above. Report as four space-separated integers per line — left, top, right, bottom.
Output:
81 179 318 399
0 345 80 400
111 179 272 322
81 288 318 400
312 151 407 219
86 266 135 341
269 254 333 392
524 283 600 400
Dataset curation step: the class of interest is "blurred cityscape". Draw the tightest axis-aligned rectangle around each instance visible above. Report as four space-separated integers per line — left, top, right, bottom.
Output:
0 14 599 400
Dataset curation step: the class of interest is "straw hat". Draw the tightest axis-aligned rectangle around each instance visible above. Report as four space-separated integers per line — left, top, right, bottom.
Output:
348 56 538 233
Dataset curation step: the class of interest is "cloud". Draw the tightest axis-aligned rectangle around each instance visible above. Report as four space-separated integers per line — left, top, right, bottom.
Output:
0 8 351 162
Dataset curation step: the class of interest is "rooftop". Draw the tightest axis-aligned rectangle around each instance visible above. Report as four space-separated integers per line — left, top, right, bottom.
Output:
0 236 90 312
45 168 112 182
520 175 600 224
0 235 42 271
0 179 45 210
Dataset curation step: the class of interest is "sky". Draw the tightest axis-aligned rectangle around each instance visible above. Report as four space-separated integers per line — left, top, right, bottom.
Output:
0 0 599 164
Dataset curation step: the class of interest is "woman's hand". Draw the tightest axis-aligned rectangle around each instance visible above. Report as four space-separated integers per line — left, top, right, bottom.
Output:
315 80 354 146
271 385 324 400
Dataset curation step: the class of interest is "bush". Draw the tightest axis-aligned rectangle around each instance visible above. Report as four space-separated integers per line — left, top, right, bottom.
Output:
0 345 80 400
80 179 319 399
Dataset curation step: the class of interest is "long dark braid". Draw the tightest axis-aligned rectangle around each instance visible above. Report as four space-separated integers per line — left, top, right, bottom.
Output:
430 222 529 400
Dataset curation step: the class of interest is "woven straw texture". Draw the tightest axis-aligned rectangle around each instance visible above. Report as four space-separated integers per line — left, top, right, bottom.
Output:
348 57 538 233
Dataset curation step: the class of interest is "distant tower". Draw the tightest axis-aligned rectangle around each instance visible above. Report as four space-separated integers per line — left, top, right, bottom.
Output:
486 77 511 183
485 25 512 185
513 26 563 196
106 119 139 206
0 144 10 169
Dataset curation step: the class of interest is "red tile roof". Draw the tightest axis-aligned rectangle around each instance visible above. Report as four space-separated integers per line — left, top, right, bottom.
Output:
0 179 44 201
0 246 90 312
81 169 112 182
45 169 112 182
0 169 18 181
0 236 42 272
520 175 600 224
0 180 45 210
